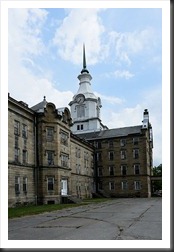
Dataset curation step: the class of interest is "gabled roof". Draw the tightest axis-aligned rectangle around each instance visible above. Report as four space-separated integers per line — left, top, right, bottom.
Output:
30 96 47 112
75 125 143 141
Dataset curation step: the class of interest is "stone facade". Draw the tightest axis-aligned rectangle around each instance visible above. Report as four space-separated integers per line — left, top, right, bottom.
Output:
69 46 153 199
8 96 36 206
8 94 153 207
8 95 94 207
76 122 153 198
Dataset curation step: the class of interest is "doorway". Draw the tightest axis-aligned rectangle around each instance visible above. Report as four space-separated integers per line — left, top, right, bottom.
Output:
61 179 68 196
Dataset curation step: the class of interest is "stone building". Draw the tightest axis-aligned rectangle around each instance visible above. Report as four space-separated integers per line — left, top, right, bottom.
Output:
69 45 153 198
8 45 153 207
8 96 36 207
76 120 153 198
8 95 94 207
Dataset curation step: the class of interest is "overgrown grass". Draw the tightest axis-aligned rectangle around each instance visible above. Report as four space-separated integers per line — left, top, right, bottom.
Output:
8 203 86 219
8 198 111 219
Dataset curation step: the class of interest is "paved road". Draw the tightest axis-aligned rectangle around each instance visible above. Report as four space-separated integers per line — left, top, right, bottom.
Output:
8 198 162 240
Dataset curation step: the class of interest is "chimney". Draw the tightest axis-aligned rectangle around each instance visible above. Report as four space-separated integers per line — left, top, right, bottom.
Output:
142 109 149 128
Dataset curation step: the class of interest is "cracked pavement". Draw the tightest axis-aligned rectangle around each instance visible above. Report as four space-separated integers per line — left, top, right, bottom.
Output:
8 197 162 240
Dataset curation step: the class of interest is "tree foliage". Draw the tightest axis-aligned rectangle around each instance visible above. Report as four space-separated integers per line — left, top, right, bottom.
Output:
152 164 162 192
152 164 162 176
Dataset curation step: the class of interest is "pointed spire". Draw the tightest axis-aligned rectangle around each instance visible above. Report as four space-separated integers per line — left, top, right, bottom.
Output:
81 44 89 74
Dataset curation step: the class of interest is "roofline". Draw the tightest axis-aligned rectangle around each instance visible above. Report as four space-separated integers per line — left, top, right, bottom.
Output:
75 125 144 141
8 93 35 115
70 132 94 149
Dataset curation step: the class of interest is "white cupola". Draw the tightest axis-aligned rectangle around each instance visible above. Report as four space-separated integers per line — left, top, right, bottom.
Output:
69 44 107 134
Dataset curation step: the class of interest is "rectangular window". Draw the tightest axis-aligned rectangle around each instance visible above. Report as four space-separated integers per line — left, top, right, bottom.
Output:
15 176 20 194
15 135 19 148
76 164 80 174
81 124 83 130
22 124 27 138
109 166 114 176
133 149 139 159
108 140 113 148
121 165 127 175
84 151 88 160
23 138 27 149
78 164 81 174
14 120 20 135
47 151 54 165
76 147 81 158
14 148 20 163
77 125 80 130
109 181 115 190
46 127 54 141
98 167 103 176
98 182 103 190
48 177 54 191
108 151 114 161
91 154 94 169
95 141 102 149
133 137 139 145
60 130 68 146
134 164 140 175
120 139 126 147
77 105 85 118
121 150 126 160
61 153 68 168
134 181 141 190
121 181 128 190
23 177 27 192
84 152 88 170
96 152 102 161
22 150 28 164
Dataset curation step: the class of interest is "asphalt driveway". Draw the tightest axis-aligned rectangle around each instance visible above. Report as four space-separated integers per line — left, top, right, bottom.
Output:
8 197 162 240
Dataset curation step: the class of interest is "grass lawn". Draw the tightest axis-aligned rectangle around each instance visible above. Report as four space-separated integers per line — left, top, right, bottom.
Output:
8 198 111 219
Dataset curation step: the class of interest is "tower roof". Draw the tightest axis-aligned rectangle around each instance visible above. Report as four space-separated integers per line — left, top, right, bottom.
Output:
81 44 89 74
31 96 47 112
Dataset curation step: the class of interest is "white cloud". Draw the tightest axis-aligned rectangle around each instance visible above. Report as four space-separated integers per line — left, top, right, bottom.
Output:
8 8 73 109
104 104 142 129
101 86 162 166
103 70 135 80
52 9 107 65
114 70 134 79
94 92 124 105
8 8 48 57
8 8 162 166
103 69 134 80
109 27 156 66
52 8 158 71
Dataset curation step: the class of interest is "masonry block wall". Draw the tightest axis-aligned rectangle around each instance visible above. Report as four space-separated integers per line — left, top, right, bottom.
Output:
8 95 94 207
8 96 36 207
8 95 153 207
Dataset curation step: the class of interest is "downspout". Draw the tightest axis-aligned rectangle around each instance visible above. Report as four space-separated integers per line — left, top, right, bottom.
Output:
94 147 98 194
34 114 38 205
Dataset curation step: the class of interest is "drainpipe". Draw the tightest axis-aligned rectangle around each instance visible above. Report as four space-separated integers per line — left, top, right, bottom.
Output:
94 148 98 194
34 114 38 205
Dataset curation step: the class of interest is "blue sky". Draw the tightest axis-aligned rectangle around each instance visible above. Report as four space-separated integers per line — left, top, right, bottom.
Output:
8 7 162 166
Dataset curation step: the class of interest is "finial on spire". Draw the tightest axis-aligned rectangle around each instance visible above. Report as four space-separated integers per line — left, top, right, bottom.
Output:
81 44 89 74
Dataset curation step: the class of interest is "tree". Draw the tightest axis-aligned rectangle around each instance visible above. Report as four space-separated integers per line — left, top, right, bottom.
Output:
152 164 162 193
152 164 162 176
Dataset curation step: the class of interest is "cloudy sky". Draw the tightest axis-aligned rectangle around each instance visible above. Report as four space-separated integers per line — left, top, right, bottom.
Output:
8 7 162 166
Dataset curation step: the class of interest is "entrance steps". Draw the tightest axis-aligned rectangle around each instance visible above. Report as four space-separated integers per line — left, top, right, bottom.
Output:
61 195 82 204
